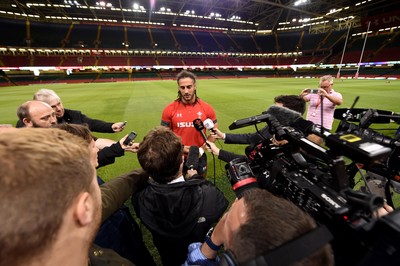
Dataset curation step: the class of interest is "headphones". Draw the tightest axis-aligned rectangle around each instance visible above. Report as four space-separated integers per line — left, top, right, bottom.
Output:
218 225 333 266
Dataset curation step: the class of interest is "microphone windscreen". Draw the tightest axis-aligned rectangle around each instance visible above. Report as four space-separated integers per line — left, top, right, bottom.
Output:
193 118 205 131
193 118 208 142
185 146 199 170
203 118 214 130
265 105 301 127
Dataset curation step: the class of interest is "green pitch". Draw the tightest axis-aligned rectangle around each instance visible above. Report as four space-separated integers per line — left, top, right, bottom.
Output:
1 77 400 264
1 78 399 186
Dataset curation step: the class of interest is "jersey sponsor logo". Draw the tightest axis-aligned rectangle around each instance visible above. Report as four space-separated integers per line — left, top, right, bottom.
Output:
177 122 194 128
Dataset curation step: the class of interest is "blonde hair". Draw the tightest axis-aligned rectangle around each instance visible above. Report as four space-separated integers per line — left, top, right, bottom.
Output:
0 128 94 265
320 75 333 85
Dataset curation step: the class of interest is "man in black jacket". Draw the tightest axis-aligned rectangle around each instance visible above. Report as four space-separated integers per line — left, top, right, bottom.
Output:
132 126 228 266
16 89 126 133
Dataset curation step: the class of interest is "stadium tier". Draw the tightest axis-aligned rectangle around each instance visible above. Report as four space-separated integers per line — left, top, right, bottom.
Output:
0 15 399 86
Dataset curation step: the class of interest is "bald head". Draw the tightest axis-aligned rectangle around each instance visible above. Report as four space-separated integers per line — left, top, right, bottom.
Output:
17 100 57 128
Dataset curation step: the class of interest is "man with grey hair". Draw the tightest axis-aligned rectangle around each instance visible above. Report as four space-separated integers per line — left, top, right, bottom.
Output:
16 89 126 133
300 75 343 143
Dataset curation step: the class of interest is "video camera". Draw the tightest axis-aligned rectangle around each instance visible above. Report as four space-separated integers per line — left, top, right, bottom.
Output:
335 108 400 204
225 110 400 265
337 108 398 147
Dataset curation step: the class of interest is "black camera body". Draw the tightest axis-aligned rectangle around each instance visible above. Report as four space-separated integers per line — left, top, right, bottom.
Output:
226 158 259 198
226 111 400 265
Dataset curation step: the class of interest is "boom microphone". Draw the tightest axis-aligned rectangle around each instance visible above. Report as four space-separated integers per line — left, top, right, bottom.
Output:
203 118 216 133
186 146 199 170
265 105 323 136
264 105 302 127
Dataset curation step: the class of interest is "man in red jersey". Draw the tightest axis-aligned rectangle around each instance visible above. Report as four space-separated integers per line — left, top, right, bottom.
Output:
161 70 218 177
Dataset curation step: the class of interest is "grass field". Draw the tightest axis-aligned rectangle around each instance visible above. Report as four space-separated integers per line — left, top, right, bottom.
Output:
1 77 400 264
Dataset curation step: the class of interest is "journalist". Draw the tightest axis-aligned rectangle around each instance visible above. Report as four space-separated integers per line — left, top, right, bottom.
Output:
132 126 228 266
0 128 145 265
184 188 334 266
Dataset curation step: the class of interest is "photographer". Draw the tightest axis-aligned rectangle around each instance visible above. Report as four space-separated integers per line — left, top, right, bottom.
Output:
300 75 343 144
184 188 334 266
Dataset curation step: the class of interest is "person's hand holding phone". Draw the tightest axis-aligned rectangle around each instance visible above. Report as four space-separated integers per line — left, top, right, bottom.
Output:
112 121 127 132
120 131 139 152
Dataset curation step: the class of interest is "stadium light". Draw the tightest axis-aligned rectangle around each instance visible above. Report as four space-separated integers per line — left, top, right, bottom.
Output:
294 0 308 6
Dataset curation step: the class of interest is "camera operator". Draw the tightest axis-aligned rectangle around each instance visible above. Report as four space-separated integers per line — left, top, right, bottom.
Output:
184 188 334 266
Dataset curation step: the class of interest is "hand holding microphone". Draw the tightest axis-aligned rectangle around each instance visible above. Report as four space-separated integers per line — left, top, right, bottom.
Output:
205 141 220 156
203 118 216 133
203 118 224 139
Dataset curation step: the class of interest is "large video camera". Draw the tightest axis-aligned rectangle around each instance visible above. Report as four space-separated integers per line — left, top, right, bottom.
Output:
335 108 400 205
225 108 400 265
337 108 398 147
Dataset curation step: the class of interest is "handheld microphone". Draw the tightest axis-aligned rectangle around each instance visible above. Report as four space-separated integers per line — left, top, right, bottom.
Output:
193 118 208 143
185 146 199 170
203 118 216 133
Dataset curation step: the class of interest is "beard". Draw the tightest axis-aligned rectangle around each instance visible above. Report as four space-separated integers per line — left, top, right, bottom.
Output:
179 90 196 103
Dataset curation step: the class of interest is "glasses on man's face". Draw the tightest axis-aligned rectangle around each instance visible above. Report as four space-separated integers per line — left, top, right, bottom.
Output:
320 84 331 89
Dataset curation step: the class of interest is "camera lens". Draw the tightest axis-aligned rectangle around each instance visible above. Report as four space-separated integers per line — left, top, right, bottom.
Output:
238 164 249 175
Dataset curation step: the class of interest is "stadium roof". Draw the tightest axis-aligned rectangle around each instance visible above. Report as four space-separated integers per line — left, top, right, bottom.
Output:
0 0 397 32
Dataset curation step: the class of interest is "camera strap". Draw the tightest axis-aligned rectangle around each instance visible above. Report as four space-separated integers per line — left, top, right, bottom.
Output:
242 225 333 266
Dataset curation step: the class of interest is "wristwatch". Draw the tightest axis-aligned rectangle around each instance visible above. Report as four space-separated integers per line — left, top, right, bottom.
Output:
204 227 222 251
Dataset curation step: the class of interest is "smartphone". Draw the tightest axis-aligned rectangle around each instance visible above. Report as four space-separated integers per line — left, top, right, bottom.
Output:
123 131 137 145
308 89 319 94
120 121 127 128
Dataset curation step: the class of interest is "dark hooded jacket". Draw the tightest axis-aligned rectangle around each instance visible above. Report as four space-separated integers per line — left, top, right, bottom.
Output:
132 177 228 266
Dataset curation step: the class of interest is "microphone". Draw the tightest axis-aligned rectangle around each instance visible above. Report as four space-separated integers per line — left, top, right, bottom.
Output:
263 114 286 141
185 146 199 170
264 105 302 127
193 118 208 142
203 118 216 133
265 105 330 137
